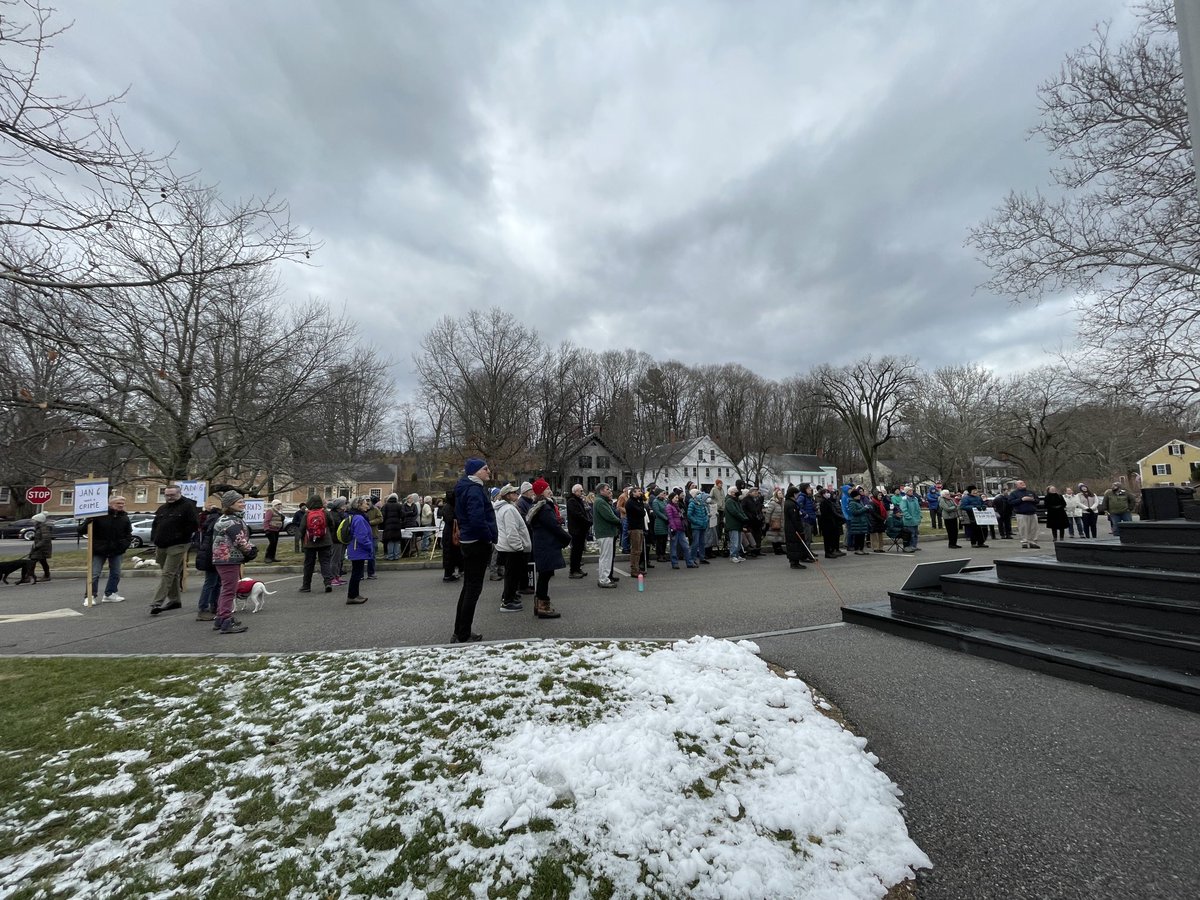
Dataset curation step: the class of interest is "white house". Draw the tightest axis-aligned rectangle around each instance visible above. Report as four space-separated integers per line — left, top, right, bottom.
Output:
644 436 739 491
757 454 839 491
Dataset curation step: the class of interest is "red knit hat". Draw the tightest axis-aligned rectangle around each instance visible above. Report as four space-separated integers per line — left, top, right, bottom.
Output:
531 478 550 495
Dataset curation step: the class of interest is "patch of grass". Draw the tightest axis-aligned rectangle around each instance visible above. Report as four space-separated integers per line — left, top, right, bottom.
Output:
565 680 605 699
538 675 555 693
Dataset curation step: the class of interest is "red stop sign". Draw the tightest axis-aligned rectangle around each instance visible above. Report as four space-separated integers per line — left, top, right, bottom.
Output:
26 486 52 505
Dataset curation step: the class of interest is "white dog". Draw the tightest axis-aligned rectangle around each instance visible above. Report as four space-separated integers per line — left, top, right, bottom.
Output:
233 578 276 613
130 556 159 569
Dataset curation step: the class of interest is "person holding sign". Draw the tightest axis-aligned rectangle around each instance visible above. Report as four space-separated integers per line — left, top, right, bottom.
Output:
959 486 989 549
149 485 199 615
79 497 132 603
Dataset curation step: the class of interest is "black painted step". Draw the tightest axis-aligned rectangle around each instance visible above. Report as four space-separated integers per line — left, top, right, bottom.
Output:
1054 540 1200 573
994 556 1200 604
1118 521 1200 547
841 601 1200 712
940 569 1200 635
888 590 1200 672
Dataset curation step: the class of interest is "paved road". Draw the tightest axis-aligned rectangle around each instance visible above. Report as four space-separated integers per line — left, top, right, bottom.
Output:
1 535 1195 899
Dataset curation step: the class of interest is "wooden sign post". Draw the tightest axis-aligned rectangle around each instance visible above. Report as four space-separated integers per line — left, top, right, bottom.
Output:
74 480 110 609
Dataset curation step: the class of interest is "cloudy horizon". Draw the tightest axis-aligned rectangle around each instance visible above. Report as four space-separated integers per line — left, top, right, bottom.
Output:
49 0 1135 395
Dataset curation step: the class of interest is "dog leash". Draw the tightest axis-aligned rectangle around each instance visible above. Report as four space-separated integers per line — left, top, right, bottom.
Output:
796 530 848 606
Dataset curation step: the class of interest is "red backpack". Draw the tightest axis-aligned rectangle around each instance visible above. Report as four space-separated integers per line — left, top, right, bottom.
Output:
305 508 328 542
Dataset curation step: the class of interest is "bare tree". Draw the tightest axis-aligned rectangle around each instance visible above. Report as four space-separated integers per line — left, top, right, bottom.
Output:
899 365 1003 487
816 356 920 489
0 2 313 293
989 367 1081 486
413 307 540 473
968 0 1200 412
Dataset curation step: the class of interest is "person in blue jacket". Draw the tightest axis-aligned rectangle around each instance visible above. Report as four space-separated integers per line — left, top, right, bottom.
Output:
958 485 989 548
926 483 943 529
452 458 498 643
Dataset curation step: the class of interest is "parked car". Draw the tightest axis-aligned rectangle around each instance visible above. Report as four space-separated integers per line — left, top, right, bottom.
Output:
129 518 154 548
22 518 85 542
0 518 35 539
247 517 296 538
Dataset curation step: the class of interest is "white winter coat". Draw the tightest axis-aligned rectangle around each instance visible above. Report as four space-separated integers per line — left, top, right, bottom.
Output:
1064 493 1083 516
494 500 532 552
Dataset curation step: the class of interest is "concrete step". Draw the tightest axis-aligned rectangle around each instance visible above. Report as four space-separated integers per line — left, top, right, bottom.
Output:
1054 540 1200 574
994 556 1200 604
888 589 1200 672
841 600 1200 712
1118 520 1200 547
941 569 1200 635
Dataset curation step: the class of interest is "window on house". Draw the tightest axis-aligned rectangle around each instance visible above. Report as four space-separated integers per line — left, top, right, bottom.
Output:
137 460 149 476
710 450 716 462
586 476 602 493
578 455 592 468
370 488 381 500
0 487 9 503
596 456 609 469
698 451 704 462
1168 443 1185 456
157 488 167 502
325 486 334 499
136 488 148 503
1152 463 1172 476
61 490 74 506
705 468 710 478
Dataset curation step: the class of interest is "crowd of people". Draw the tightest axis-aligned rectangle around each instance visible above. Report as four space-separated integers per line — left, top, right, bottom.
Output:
17 458 1144 642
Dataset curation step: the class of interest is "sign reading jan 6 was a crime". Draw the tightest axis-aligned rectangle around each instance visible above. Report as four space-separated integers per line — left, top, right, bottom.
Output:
175 480 208 506
74 481 110 518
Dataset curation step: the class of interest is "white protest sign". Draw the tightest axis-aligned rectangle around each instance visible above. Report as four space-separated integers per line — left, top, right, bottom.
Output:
243 498 265 525
972 508 998 525
175 480 209 506
74 481 110 518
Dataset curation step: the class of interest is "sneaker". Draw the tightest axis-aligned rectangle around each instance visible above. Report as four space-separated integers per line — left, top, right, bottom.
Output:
1029 543 1041 549
102 593 125 603
568 571 586 579
451 632 483 643
219 622 248 634
730 557 743 563
500 600 523 612
346 597 368 605
442 574 460 582
298 586 312 593
196 611 216 621
330 578 346 587
598 581 617 589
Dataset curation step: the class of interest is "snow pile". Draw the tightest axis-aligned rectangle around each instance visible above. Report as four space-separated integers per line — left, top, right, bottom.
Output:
0 637 929 898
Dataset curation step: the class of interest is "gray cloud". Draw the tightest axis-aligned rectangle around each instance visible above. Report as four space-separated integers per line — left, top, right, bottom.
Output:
49 0 1136 393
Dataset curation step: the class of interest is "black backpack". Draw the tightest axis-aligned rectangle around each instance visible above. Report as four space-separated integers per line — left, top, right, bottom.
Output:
195 514 219 572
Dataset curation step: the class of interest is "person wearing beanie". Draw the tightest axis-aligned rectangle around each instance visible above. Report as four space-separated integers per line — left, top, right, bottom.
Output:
723 486 748 561
525 478 567 619
22 512 54 583
148 484 201 616
452 457 496 642
382 491 405 560
493 484 530 612
263 498 286 564
565 483 592 578
300 495 335 593
343 497 374 606
939 488 962 549
210 492 252 634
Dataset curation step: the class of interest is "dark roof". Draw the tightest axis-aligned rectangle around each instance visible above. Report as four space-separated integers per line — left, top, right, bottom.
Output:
645 437 706 468
563 433 627 466
331 461 398 483
769 453 832 472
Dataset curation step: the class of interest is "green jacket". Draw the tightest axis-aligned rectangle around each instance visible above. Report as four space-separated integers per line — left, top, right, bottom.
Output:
650 498 669 535
724 496 748 532
593 496 622 539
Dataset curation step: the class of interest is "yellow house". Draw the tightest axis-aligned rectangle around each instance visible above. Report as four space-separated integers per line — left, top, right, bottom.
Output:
1137 440 1200 488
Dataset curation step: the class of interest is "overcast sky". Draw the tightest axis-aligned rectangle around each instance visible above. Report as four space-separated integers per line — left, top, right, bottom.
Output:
50 0 1136 396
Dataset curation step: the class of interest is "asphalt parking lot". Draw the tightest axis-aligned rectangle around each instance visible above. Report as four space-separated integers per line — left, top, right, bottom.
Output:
1 535 1196 899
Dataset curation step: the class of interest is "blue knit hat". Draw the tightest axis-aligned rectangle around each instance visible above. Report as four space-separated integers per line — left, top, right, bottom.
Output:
464 458 487 476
